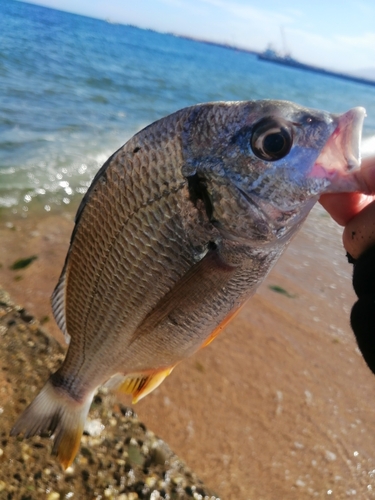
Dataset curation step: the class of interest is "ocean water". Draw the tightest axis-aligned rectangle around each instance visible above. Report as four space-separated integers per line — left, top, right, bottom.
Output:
1 0 375 213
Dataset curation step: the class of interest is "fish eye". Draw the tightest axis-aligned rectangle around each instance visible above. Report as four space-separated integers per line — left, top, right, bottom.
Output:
250 118 293 161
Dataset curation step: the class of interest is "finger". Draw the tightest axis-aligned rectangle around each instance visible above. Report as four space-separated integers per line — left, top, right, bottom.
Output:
358 153 375 193
319 192 375 226
343 200 375 259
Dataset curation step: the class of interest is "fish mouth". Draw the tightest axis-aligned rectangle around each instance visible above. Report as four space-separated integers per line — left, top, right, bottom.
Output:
310 107 366 193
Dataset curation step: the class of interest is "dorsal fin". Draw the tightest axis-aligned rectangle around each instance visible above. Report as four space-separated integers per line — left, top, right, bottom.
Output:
50 148 123 345
51 264 70 344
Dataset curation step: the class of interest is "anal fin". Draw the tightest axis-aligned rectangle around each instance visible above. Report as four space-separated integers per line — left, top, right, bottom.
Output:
117 366 175 404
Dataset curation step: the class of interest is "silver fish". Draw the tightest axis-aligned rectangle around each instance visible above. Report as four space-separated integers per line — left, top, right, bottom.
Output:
11 100 365 468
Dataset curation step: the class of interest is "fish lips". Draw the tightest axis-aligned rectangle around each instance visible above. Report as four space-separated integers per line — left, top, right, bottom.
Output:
309 106 366 193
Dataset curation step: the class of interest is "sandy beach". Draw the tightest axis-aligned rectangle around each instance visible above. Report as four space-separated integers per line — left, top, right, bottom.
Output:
1 203 375 499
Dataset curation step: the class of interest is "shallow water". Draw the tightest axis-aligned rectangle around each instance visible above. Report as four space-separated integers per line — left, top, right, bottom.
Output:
1 0 375 212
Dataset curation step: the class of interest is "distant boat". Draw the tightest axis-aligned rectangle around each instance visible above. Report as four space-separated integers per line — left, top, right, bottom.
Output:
258 47 300 67
258 46 375 88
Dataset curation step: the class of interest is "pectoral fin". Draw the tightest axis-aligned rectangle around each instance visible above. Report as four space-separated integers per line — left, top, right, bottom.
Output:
200 302 244 348
118 247 238 402
131 246 237 342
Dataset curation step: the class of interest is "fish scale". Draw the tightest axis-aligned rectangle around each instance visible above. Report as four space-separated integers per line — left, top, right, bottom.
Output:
61 132 205 388
11 100 366 469
68 141 188 334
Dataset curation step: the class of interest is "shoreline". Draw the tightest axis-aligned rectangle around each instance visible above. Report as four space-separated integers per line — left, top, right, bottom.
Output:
258 53 375 88
2 206 375 498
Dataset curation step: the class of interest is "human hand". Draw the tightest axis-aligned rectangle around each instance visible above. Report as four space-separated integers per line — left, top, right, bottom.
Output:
319 154 375 259
319 151 375 375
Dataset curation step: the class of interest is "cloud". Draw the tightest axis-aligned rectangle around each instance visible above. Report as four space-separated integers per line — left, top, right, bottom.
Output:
159 0 191 7
279 26 375 71
200 0 295 26
336 32 375 49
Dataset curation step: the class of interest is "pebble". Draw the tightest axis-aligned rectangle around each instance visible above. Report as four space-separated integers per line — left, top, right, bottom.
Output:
325 450 337 462
0 291 219 500
127 493 139 500
145 476 157 488
47 493 60 500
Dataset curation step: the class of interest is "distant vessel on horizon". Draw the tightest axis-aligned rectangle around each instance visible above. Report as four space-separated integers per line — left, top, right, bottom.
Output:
258 45 375 88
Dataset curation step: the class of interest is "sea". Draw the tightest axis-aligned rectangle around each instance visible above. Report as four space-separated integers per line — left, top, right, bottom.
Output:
1 0 375 214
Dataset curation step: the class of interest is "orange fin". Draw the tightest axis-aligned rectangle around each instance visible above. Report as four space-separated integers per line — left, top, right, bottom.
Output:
201 303 245 348
11 379 94 470
55 423 85 470
117 366 175 404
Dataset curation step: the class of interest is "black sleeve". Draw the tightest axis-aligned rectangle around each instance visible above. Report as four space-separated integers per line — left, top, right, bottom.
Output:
350 246 375 375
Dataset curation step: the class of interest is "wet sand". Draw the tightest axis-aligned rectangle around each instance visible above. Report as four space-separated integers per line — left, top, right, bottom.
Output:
1 204 375 499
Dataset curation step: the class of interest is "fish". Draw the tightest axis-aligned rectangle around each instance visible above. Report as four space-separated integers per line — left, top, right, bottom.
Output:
11 100 366 469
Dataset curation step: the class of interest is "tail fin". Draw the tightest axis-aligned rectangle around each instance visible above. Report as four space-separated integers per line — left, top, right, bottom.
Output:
11 379 94 469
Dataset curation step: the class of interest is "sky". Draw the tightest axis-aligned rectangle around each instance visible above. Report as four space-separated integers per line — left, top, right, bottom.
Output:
20 0 375 74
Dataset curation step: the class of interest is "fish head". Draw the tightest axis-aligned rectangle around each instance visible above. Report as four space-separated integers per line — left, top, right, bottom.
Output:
183 100 365 244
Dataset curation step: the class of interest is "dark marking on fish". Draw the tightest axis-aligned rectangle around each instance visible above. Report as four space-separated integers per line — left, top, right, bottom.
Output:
187 173 214 222
168 315 179 326
133 146 141 154
50 372 82 403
